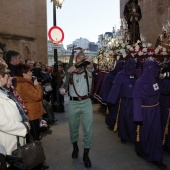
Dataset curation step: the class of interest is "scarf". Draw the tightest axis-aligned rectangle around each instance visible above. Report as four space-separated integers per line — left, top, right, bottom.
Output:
0 87 28 122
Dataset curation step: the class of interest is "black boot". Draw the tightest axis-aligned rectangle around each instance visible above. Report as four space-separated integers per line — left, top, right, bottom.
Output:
83 148 91 168
72 142 79 159
152 161 167 169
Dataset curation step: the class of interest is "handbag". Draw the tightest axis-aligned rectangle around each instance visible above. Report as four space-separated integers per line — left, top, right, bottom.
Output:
43 83 53 92
12 124 46 170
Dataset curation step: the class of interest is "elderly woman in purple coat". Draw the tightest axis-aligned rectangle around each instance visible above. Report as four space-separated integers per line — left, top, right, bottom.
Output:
107 59 137 143
102 60 124 129
133 60 170 169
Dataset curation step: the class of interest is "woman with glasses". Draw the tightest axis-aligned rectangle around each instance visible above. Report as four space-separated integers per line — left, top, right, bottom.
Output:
0 61 29 169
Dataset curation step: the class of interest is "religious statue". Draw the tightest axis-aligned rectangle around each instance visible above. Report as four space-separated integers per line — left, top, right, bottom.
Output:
123 0 142 45
155 26 170 49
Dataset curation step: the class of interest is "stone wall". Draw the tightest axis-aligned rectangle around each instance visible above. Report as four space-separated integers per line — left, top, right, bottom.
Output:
120 0 170 48
0 0 48 64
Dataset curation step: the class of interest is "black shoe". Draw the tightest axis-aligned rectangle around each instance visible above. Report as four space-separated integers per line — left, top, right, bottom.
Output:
108 126 114 131
83 156 91 168
72 149 79 159
36 164 49 170
72 142 79 159
83 149 91 168
152 161 167 169
121 138 126 144
46 129 52 134
43 164 49 169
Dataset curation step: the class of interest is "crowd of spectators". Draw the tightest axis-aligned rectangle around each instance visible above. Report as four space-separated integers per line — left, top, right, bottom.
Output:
0 50 64 169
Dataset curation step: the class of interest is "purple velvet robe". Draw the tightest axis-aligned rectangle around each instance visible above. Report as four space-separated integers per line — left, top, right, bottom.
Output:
160 79 170 152
107 59 137 142
102 61 124 128
94 71 108 103
133 60 164 162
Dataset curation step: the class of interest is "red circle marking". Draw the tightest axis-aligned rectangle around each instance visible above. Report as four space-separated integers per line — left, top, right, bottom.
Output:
48 26 64 44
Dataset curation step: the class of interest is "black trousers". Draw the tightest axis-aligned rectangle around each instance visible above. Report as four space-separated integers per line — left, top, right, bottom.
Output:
28 118 40 142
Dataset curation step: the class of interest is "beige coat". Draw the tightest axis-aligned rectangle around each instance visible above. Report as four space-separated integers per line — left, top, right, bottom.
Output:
0 91 27 155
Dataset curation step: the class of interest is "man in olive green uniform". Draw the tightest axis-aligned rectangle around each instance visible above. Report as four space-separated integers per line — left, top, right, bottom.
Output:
60 51 94 168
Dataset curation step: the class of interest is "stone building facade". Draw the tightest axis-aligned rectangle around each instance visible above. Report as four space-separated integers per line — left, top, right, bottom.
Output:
120 0 170 47
0 0 48 64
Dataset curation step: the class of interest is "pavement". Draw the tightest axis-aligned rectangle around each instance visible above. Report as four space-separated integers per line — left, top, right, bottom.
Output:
41 96 170 170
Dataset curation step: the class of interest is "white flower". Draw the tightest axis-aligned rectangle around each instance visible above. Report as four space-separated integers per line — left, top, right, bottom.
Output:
137 40 141 44
142 48 147 52
105 53 109 58
142 43 147 48
154 49 159 54
109 50 114 54
147 43 152 48
161 51 168 55
119 40 123 44
116 43 119 47
135 45 140 52
129 47 134 51
117 55 120 60
120 49 126 53
148 52 153 55
121 43 126 48
138 51 143 56
134 43 138 47
158 45 162 49
162 48 167 52
112 43 116 47
126 45 131 49
122 53 127 58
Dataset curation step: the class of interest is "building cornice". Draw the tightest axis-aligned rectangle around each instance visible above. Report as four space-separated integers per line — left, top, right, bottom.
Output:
0 32 35 41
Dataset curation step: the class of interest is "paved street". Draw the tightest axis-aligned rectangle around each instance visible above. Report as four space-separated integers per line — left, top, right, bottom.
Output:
41 96 170 170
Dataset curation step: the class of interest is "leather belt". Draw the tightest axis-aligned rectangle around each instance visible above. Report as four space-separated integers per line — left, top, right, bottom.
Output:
70 96 88 101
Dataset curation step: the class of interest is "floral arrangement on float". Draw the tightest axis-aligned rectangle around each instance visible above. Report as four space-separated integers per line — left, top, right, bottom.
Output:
108 39 170 58
96 39 170 61
95 19 170 71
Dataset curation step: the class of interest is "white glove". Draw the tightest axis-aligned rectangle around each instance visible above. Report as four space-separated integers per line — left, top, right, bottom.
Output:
59 88 67 95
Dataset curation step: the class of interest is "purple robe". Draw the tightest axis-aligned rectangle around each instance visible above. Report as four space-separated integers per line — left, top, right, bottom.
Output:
135 61 144 78
133 60 163 162
93 71 108 103
160 79 170 152
107 59 137 142
102 61 124 128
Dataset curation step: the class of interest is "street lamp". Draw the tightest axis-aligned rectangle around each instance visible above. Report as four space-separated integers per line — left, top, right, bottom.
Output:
51 0 64 68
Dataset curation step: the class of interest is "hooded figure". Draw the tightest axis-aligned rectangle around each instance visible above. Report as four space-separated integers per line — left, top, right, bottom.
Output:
133 60 169 169
102 60 124 129
107 59 137 143
160 62 170 153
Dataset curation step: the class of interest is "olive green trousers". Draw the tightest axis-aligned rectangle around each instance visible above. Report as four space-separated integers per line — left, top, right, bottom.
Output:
68 98 93 148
